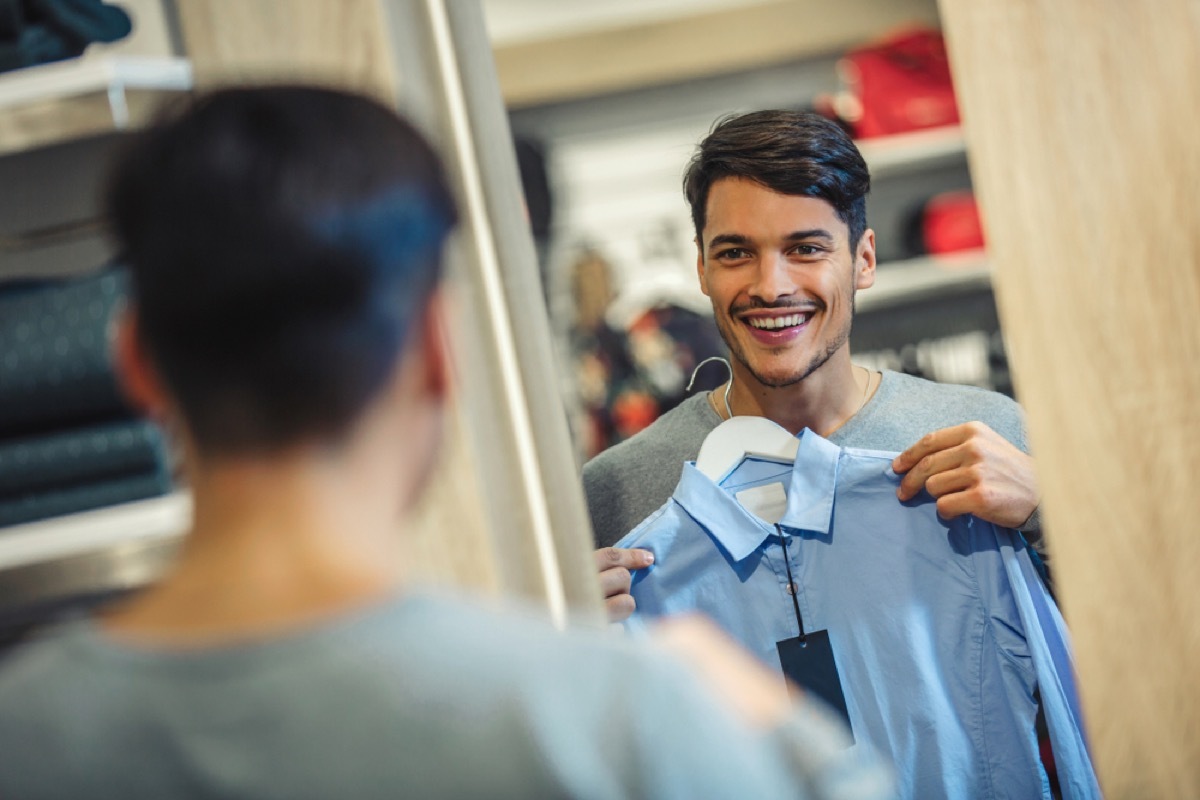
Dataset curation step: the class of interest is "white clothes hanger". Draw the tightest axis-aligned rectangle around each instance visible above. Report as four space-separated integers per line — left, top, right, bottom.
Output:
688 358 799 523
695 416 800 481
696 416 798 524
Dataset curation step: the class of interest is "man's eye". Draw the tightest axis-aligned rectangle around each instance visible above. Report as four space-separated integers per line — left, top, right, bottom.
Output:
791 244 822 256
717 248 750 260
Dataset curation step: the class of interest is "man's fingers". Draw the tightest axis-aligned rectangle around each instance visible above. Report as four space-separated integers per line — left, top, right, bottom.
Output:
923 466 977 499
893 429 953 473
594 548 653 624
897 447 964 500
934 490 977 520
893 422 984 472
605 592 636 623
592 546 655 571
598 566 632 598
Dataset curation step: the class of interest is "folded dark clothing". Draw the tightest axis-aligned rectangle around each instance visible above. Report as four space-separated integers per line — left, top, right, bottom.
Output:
0 0 132 74
0 270 130 438
0 418 170 498
0 470 173 528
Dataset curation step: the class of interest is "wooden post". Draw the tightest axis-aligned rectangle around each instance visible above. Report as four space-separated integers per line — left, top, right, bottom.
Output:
937 1 1200 795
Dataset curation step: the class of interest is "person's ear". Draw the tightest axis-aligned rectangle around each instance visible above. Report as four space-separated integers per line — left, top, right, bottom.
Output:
111 306 169 418
854 228 877 290
417 288 450 403
696 237 711 297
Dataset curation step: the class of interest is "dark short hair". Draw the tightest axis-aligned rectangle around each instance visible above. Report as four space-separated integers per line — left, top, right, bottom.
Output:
106 86 458 455
683 110 870 250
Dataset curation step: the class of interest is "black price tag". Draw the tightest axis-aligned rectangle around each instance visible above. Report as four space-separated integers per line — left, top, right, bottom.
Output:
777 630 853 740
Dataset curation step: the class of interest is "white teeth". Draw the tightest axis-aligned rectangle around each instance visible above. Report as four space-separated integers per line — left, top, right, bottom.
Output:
748 313 808 330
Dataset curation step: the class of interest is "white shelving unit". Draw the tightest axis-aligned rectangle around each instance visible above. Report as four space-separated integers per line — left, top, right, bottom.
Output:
0 55 195 605
860 248 990 312
0 55 192 115
0 491 191 572
857 124 967 176
855 125 989 306
0 55 193 158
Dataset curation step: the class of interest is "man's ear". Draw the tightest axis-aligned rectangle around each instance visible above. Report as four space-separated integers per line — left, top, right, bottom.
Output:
696 237 711 297
854 228 877 290
111 306 169 417
416 288 451 403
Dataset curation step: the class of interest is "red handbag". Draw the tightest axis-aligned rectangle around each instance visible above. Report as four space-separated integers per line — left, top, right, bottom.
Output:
922 190 985 254
839 28 960 139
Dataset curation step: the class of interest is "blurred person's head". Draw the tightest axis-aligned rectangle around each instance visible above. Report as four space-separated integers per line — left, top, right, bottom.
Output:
570 249 616 331
683 110 870 254
106 86 458 470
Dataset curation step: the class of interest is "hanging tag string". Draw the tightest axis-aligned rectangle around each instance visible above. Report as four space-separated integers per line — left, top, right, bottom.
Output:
687 356 734 419
777 524 806 642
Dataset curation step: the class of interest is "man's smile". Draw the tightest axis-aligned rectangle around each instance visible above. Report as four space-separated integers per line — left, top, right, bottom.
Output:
736 307 817 345
744 311 810 330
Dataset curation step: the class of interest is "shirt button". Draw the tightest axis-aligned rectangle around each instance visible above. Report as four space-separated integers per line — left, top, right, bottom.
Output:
785 582 798 595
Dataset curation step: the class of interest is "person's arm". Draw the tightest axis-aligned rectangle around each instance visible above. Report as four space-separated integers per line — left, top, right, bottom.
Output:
594 546 654 622
891 421 1040 532
647 615 895 800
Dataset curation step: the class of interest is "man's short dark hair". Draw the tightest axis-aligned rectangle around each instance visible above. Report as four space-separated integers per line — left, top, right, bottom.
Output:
106 85 458 455
683 110 870 250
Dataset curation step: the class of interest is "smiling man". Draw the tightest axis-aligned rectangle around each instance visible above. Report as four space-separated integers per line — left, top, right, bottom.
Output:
587 110 1042 612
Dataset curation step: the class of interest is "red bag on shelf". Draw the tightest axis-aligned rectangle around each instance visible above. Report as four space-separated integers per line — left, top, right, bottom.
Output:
922 191 984 254
839 28 960 139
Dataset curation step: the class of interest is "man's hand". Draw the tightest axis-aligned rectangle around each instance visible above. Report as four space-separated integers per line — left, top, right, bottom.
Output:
653 615 794 730
892 421 1038 529
594 547 654 623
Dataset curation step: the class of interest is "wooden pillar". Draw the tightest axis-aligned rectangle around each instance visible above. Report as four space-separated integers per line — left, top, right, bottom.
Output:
937 1 1200 795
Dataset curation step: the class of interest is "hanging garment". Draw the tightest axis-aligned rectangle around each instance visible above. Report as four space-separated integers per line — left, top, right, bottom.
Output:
617 428 1099 800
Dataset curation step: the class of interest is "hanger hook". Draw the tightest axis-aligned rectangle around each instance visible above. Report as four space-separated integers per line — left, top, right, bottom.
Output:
687 356 735 419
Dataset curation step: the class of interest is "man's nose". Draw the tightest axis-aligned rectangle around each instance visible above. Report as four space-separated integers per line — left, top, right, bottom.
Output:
749 253 797 303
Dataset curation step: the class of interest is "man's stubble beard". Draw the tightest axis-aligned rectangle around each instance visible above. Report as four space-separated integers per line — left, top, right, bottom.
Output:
714 287 856 391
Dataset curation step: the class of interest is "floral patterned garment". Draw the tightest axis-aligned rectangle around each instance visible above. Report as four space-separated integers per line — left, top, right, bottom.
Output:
572 305 727 459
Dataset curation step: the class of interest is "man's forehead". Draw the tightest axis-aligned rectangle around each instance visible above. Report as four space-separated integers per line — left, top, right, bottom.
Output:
702 178 846 243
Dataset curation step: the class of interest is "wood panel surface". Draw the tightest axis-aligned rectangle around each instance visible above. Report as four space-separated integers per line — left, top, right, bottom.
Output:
937 1 1200 795
175 0 398 100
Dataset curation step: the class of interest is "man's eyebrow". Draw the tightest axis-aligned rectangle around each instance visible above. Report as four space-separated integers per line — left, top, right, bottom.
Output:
707 229 836 251
784 229 835 243
707 233 751 251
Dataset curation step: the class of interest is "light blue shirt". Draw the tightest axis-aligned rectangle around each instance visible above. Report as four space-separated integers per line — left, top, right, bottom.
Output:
618 429 1099 800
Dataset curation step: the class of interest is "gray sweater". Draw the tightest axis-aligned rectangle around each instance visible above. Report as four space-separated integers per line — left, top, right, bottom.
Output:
584 370 1036 549
0 591 892 800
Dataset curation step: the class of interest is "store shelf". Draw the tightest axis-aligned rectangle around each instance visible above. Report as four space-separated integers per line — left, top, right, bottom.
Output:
0 55 192 157
858 249 991 312
0 490 190 572
856 125 967 176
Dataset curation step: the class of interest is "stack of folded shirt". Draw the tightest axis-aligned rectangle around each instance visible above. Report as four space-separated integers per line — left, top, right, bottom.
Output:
0 270 173 527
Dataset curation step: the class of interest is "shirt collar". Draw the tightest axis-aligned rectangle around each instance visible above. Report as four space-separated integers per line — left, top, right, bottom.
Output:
672 428 842 562
779 429 840 536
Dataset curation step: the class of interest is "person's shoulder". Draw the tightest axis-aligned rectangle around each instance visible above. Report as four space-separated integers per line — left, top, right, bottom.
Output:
837 370 1028 453
583 393 712 485
0 625 90 726
882 371 1025 432
885 370 1018 405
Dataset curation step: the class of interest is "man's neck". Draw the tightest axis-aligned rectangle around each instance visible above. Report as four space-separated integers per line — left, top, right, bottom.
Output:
721 353 869 437
102 447 409 644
